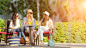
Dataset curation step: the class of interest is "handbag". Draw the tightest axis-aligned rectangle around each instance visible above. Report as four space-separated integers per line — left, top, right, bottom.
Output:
48 30 55 46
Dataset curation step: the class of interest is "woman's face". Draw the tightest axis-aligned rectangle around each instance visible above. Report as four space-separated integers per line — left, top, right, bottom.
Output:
28 12 33 17
43 13 46 18
16 14 19 19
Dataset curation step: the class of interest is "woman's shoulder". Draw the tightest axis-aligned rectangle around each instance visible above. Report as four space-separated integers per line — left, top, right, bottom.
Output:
17 19 20 21
10 19 12 21
10 20 12 22
49 18 51 20
49 18 53 22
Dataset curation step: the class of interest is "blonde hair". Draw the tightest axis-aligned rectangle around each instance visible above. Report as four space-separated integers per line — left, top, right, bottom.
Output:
27 9 33 23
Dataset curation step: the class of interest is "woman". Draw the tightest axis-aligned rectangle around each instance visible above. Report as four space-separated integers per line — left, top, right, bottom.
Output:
22 9 36 45
35 11 54 46
9 13 28 41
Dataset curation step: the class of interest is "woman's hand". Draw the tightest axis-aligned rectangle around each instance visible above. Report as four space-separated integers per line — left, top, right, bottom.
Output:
18 27 20 28
32 28 34 31
49 27 52 31
50 32 54 36
49 28 52 31
49 27 54 36
9 27 20 29
9 27 15 29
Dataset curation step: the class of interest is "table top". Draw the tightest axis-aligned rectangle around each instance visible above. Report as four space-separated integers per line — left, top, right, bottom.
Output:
22 25 39 27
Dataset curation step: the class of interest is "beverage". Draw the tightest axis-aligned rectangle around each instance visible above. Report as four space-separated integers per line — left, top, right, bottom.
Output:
35 21 38 25
25 22 27 25
29 22 32 25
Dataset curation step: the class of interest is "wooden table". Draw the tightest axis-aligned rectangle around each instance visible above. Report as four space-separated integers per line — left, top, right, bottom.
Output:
22 25 38 46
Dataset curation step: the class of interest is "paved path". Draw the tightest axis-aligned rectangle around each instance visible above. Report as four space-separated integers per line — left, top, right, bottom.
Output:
0 41 86 48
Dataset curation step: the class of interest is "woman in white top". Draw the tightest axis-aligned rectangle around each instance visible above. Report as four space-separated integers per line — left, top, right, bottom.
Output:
35 11 54 46
9 13 28 41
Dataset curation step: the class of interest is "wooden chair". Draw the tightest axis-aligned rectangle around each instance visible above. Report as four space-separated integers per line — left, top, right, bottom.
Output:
0 20 18 45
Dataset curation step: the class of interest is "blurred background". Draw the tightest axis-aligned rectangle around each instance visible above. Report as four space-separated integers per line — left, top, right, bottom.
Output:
1 0 86 43
1 0 86 22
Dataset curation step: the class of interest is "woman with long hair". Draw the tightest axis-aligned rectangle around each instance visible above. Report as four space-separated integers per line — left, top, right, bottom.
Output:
22 9 36 45
35 11 54 46
9 13 28 41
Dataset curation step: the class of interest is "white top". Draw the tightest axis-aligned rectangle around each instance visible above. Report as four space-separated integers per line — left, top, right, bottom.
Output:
46 20 49 28
9 19 20 28
41 19 49 29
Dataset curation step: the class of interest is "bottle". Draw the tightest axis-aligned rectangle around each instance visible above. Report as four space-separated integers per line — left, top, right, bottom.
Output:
35 20 38 25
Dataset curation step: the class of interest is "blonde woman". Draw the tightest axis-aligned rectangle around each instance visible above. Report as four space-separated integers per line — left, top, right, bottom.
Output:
35 11 54 46
22 9 36 45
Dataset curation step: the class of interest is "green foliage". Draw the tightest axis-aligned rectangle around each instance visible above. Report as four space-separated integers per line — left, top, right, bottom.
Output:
1 34 6 41
0 0 11 15
0 0 54 20
0 18 6 41
43 22 86 43
43 37 48 42
54 22 86 43
57 0 69 21
17 1 26 17
39 0 53 18
26 0 37 20
19 19 23 27
8 19 11 21
0 0 69 22
0 18 5 32
9 0 38 20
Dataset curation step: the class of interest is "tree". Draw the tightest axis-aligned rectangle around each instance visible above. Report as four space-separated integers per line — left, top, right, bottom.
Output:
48 0 69 22
0 0 53 20
39 0 53 18
0 0 11 15
8 0 38 19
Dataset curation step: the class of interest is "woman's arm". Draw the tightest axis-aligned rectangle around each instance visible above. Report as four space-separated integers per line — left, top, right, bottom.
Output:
49 19 54 35
38 19 42 26
9 27 16 29
9 19 20 29
31 18 35 30
49 19 54 30
9 20 16 29
22 17 26 25
15 19 20 28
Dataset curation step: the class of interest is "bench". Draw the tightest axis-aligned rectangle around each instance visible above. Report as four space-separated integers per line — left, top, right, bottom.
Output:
0 20 18 45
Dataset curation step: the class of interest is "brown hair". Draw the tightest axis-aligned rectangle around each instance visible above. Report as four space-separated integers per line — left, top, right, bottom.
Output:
11 13 18 26
41 15 50 26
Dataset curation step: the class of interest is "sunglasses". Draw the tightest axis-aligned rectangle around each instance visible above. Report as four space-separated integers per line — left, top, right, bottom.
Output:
29 12 33 14
43 14 46 15
16 16 19 17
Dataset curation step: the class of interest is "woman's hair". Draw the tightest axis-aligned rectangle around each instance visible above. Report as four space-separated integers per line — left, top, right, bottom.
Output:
27 9 33 23
11 13 18 26
41 15 50 26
